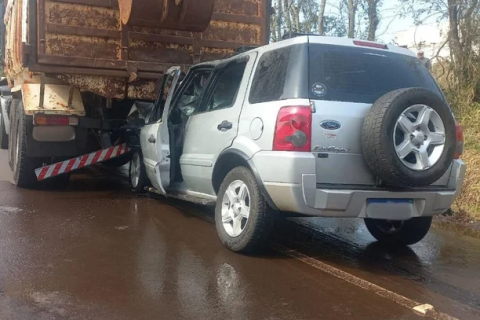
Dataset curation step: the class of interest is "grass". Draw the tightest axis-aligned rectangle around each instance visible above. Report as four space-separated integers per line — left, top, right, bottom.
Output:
452 106 480 222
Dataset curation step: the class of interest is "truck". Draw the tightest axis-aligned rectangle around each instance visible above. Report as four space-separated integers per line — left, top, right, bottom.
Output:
0 0 271 188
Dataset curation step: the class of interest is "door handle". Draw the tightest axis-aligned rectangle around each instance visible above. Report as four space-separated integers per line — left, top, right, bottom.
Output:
148 135 156 143
217 120 233 131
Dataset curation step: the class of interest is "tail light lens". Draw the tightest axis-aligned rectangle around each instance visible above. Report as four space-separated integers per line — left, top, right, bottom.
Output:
454 122 464 159
34 115 78 126
273 106 312 152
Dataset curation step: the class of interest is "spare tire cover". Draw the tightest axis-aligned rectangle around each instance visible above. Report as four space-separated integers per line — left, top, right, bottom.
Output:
361 88 456 188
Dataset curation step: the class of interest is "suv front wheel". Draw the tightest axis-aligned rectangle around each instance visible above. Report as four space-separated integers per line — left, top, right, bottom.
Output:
215 166 276 254
364 216 432 246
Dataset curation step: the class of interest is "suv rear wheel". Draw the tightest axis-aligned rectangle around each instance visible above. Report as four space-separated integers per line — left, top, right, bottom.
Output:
215 166 276 254
364 216 432 246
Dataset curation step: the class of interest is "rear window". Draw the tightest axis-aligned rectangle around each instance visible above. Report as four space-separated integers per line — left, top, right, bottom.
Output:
249 46 292 104
308 44 443 104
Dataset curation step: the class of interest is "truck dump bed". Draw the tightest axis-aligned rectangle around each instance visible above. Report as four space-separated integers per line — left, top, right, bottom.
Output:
4 0 271 100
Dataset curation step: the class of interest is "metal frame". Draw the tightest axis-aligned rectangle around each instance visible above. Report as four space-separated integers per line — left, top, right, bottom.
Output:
29 0 272 77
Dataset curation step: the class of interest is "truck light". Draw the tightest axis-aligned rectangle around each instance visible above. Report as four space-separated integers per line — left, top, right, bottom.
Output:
34 115 78 126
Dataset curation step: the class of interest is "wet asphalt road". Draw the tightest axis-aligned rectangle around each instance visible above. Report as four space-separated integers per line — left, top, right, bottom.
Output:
0 150 480 320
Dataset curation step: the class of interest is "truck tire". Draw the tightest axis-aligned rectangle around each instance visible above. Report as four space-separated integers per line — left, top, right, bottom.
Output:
8 99 19 171
215 166 276 254
362 88 456 188
129 151 148 193
11 100 42 189
364 217 432 246
0 112 8 149
103 153 133 168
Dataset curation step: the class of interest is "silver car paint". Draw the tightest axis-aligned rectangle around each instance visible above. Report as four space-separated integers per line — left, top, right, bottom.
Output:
140 36 466 220
180 52 258 196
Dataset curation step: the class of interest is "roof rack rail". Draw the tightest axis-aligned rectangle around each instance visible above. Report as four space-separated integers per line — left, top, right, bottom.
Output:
233 46 258 55
281 31 317 40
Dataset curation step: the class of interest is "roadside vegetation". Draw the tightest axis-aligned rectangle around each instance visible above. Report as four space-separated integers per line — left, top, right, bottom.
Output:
273 1 480 221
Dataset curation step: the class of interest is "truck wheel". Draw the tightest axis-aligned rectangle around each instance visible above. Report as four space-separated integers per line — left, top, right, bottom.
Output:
362 88 456 188
364 217 432 246
129 151 148 193
8 99 19 170
215 166 276 254
103 153 133 167
11 101 42 189
0 112 8 149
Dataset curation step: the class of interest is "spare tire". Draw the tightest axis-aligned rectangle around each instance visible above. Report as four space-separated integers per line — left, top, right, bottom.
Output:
362 88 456 188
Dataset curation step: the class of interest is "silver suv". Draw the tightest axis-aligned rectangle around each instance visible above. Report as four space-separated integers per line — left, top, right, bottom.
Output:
129 36 466 253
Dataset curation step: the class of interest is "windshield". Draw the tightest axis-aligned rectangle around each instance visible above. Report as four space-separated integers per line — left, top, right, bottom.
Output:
308 44 443 104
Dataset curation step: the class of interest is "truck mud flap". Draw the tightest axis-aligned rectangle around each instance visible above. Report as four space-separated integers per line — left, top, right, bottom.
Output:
35 144 130 181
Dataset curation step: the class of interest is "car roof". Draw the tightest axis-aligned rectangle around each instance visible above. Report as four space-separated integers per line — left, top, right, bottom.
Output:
192 35 415 69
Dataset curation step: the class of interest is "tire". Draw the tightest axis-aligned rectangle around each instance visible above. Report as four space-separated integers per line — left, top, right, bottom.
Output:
129 151 148 193
11 100 42 189
8 99 19 171
364 217 432 246
362 88 456 188
103 153 133 167
215 166 276 254
0 111 8 149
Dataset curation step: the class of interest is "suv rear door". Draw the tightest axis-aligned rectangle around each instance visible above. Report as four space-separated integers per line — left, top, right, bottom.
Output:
180 53 257 196
307 39 445 187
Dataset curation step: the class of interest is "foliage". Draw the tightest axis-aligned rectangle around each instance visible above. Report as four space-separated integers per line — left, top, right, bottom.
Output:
270 0 382 41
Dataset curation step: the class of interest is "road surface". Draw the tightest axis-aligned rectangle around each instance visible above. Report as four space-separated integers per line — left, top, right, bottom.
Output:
0 149 479 320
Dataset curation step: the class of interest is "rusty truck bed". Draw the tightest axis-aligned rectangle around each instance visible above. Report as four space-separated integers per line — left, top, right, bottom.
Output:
12 0 271 100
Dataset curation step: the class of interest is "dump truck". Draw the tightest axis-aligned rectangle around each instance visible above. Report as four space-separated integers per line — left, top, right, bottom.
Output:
0 0 271 187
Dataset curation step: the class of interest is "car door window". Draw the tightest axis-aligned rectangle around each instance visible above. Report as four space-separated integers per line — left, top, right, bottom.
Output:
175 70 211 117
149 70 177 123
205 61 247 112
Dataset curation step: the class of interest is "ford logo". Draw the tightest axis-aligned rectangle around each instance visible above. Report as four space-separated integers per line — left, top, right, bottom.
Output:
320 120 341 130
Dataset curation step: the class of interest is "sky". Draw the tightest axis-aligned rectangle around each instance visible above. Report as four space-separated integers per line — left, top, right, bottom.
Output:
322 0 441 43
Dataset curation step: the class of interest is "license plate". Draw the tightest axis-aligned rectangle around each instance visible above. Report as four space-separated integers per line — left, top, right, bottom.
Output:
368 199 413 204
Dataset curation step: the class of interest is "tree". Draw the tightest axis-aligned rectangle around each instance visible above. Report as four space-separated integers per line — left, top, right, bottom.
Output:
318 0 327 35
366 0 381 40
301 0 319 33
347 0 360 38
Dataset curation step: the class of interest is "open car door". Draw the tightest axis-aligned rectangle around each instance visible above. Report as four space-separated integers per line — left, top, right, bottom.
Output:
140 67 182 194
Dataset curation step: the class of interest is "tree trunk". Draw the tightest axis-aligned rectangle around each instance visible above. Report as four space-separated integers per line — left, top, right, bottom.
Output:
447 0 463 84
291 3 300 32
276 0 283 40
367 0 380 41
318 0 327 35
347 0 358 38
283 0 292 32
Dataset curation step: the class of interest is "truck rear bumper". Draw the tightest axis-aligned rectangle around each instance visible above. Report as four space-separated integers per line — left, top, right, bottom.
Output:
252 151 466 219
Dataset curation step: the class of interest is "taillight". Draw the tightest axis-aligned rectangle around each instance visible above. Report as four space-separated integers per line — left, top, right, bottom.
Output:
34 115 78 126
273 106 312 152
454 122 464 159
353 40 388 49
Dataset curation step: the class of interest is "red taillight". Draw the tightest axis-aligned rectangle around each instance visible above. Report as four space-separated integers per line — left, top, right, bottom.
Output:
454 122 464 159
34 115 76 126
273 106 312 152
353 40 388 49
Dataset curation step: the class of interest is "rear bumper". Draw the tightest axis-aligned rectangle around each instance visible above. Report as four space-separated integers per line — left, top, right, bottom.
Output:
251 151 466 219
